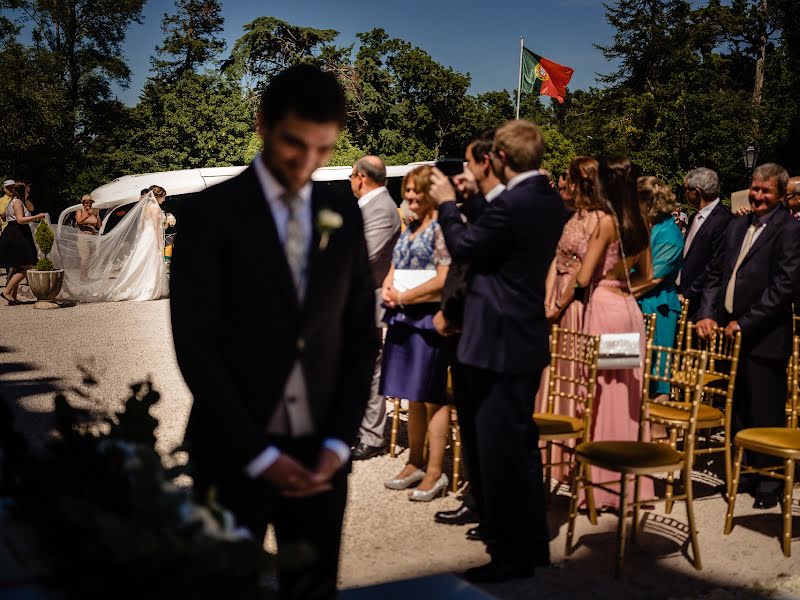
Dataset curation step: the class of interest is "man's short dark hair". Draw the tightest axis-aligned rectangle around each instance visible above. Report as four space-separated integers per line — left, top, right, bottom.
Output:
259 64 346 128
467 129 495 163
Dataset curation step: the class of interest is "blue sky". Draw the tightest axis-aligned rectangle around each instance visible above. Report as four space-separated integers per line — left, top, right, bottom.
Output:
117 0 615 105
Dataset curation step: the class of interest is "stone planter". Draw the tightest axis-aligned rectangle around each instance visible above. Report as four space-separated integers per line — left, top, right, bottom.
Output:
27 269 64 309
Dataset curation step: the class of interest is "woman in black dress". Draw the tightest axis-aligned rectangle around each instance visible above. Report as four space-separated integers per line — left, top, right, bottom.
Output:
0 183 47 304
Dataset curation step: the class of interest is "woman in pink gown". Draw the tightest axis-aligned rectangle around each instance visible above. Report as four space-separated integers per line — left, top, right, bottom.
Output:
572 157 654 511
536 157 608 481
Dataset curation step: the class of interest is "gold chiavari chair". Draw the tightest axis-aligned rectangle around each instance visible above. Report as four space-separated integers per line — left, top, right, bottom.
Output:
675 297 691 351
566 344 708 578
388 396 406 459
725 336 800 557
650 322 741 511
533 326 601 511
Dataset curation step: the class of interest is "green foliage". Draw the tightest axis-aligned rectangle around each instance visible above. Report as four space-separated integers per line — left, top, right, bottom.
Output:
540 127 576 177
152 0 225 82
325 130 366 168
35 257 55 271
34 219 54 257
1 378 275 598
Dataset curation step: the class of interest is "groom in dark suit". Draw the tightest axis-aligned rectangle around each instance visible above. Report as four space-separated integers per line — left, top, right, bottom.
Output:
170 65 378 599
431 119 567 582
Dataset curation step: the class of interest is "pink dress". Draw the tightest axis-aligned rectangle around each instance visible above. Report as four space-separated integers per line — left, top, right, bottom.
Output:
580 239 653 509
536 211 603 481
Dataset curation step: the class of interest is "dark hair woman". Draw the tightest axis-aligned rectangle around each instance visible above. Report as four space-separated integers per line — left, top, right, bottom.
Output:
0 183 47 303
570 157 654 511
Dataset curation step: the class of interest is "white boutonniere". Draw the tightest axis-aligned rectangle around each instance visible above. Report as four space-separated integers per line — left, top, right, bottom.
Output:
316 208 343 250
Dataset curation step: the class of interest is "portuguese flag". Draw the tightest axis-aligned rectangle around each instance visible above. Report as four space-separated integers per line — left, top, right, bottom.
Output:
521 48 574 104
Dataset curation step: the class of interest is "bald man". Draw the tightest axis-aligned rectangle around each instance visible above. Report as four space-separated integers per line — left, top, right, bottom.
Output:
786 176 800 219
350 155 401 459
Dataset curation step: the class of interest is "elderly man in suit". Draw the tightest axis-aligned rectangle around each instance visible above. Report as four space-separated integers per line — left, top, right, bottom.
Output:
696 163 800 509
678 167 732 320
430 120 567 583
170 65 378 599
349 155 401 460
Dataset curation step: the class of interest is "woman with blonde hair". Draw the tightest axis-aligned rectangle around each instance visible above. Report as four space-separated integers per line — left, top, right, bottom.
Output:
380 165 452 501
633 176 684 398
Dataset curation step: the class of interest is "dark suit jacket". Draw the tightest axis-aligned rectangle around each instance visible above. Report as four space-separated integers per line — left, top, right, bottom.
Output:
679 202 732 319
438 175 567 374
170 165 379 474
696 205 800 360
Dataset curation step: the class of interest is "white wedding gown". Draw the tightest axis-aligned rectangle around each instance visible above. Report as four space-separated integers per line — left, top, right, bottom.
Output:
55 193 169 302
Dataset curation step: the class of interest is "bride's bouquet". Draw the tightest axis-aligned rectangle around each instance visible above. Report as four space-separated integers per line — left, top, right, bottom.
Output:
164 213 177 228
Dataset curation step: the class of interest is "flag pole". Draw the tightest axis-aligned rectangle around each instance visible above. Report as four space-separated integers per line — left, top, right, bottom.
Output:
516 36 523 119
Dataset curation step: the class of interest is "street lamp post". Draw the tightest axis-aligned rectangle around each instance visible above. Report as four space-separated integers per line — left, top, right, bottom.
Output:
743 143 758 182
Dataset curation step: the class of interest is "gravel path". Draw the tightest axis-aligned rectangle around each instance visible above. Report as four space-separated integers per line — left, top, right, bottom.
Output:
2 299 799 598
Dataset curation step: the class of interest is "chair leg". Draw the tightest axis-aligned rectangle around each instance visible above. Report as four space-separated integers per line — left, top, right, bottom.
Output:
452 420 462 493
390 397 400 458
665 427 678 514
684 463 702 570
783 458 794 557
631 474 641 544
615 474 629 579
723 426 733 499
566 458 582 556
724 446 745 535
544 441 553 505
584 462 598 525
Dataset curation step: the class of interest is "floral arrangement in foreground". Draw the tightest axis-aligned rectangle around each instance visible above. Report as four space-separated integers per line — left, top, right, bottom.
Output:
0 378 274 599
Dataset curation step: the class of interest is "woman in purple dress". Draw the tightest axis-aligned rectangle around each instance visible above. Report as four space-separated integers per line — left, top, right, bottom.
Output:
380 165 452 501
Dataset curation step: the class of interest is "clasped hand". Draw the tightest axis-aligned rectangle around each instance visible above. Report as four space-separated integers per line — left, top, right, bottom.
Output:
696 318 740 340
261 448 341 498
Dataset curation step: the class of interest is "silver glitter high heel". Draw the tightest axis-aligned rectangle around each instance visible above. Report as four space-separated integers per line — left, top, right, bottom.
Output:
408 473 448 502
384 468 425 490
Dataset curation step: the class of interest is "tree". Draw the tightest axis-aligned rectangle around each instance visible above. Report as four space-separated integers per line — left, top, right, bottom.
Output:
152 0 225 82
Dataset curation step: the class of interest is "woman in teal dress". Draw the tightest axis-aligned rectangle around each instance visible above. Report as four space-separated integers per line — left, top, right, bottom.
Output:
633 176 684 398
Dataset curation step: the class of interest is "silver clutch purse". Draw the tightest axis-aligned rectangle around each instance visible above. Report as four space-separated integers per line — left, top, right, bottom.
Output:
597 332 641 370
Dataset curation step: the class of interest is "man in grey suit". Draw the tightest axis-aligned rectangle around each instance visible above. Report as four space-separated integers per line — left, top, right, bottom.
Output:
350 155 402 460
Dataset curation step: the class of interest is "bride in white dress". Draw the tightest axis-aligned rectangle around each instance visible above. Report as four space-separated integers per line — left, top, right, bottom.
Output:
55 189 170 302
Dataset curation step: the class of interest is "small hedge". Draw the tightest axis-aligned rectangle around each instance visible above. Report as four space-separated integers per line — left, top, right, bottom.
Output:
34 220 56 271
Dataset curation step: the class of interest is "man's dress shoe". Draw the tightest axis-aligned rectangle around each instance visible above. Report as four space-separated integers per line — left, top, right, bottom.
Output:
464 560 535 583
466 525 485 541
434 505 479 525
753 488 780 510
351 440 387 461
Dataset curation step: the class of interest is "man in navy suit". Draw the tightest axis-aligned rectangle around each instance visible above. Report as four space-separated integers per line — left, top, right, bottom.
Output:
430 120 567 582
696 163 800 509
678 167 732 320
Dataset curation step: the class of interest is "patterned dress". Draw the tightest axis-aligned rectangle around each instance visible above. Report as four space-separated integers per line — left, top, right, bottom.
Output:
379 220 452 404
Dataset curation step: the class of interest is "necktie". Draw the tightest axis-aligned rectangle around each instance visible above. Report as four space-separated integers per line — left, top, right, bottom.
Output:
683 214 704 257
282 192 307 301
724 220 759 314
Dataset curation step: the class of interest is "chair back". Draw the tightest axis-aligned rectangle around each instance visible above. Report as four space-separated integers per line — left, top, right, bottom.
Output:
545 325 601 436
684 322 741 408
675 297 690 350
789 336 800 429
641 343 709 465
643 313 657 344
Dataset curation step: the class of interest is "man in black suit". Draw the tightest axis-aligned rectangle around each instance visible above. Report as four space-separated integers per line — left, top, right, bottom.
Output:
696 162 800 509
678 167 732 320
170 65 378 599
430 120 566 582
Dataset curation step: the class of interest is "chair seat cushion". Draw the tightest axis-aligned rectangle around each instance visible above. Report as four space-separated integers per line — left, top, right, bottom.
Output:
576 441 683 471
533 413 583 437
648 402 723 424
735 428 800 458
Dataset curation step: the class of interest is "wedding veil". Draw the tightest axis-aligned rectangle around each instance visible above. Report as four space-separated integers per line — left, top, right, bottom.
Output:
54 193 167 302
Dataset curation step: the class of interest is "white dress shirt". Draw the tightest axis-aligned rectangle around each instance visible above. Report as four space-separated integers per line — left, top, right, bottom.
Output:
246 154 350 478
683 198 720 256
357 185 387 209
505 170 542 190
485 183 505 202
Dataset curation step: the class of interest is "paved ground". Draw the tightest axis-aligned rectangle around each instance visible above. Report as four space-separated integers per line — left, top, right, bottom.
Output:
2 298 799 598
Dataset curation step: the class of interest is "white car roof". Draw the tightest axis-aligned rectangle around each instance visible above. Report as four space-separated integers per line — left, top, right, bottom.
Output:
57 161 436 228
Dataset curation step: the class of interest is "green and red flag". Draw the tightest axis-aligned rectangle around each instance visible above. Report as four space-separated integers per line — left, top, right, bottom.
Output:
521 48 574 104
